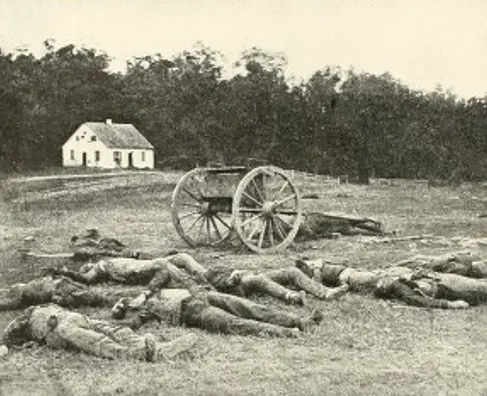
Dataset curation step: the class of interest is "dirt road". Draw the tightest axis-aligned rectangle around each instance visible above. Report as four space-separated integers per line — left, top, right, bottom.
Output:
8 170 163 183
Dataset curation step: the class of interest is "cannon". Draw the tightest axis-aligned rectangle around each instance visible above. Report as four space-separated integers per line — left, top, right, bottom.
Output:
171 165 302 253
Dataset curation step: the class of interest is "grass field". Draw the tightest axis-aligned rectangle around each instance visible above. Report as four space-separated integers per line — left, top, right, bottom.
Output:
2 170 487 396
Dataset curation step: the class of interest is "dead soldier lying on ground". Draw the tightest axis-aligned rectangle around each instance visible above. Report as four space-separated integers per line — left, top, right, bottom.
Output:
295 258 414 292
0 275 142 311
1 303 198 362
296 212 385 241
203 265 348 304
21 228 151 263
395 252 487 278
70 228 153 259
46 252 349 305
111 287 324 338
43 252 204 287
295 258 471 309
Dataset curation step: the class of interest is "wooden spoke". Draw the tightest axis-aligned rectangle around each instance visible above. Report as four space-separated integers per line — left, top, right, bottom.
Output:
178 211 201 221
205 216 212 242
182 187 203 203
180 202 202 209
274 194 297 208
258 220 267 248
273 180 290 201
242 191 263 207
274 214 292 229
247 222 261 241
183 214 204 235
273 218 287 241
241 212 263 228
209 216 223 240
214 214 233 230
197 215 206 236
268 218 275 246
261 176 267 201
251 178 265 203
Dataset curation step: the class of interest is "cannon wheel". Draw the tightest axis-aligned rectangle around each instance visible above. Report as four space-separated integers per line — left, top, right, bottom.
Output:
232 166 302 254
171 168 233 247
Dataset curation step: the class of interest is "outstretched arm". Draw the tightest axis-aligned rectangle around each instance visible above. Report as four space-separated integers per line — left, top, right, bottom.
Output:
166 253 208 278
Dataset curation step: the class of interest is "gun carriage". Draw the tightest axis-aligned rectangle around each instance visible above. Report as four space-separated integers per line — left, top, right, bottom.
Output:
171 165 302 253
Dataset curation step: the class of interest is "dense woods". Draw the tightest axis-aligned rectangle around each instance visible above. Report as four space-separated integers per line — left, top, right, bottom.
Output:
1 40 486 182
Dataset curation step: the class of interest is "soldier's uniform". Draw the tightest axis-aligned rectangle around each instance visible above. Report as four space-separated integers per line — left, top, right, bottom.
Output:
374 275 469 309
296 212 384 240
69 229 142 261
112 288 324 338
49 253 346 304
296 258 487 308
395 252 487 278
2 303 198 361
47 253 208 287
205 266 348 305
295 258 413 292
0 276 110 310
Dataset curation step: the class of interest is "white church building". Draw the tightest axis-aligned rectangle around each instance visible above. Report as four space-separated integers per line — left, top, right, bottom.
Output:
62 119 154 169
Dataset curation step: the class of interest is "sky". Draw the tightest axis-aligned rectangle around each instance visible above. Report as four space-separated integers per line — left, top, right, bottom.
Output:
0 0 486 98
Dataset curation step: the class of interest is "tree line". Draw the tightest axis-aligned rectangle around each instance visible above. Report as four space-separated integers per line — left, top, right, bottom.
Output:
1 40 486 183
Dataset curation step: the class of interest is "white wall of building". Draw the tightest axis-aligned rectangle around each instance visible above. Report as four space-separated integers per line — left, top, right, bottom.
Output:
109 148 154 169
62 125 154 169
